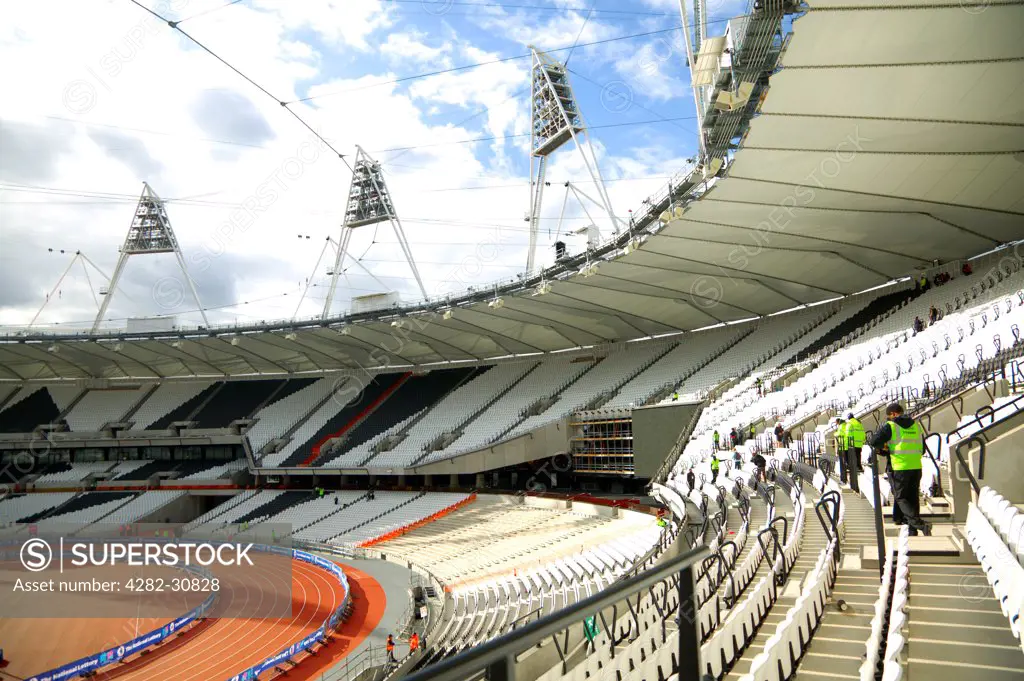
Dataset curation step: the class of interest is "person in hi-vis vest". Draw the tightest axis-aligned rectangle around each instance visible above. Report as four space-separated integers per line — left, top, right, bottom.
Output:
844 412 865 493
868 403 931 536
833 417 847 482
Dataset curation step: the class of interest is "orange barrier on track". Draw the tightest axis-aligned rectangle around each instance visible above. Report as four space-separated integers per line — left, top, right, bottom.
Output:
357 492 477 548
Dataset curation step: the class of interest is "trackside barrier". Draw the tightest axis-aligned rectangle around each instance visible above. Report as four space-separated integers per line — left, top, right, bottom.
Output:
24 566 217 681
227 548 351 680
357 493 478 548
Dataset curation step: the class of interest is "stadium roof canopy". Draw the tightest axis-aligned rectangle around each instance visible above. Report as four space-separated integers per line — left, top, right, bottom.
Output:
1 0 1022 381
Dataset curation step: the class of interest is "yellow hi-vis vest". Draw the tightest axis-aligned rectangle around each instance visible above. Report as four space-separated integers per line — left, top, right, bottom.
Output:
836 422 847 449
845 418 866 448
887 420 923 471
710 458 720 471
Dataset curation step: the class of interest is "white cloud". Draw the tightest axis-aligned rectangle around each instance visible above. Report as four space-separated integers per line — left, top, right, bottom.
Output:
380 32 452 67
0 0 692 334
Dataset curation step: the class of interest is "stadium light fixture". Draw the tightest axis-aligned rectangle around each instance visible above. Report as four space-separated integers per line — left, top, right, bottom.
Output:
47 344 59 353
533 281 552 296
442 309 453 320
230 336 241 346
578 262 599 278
488 297 504 310
284 332 297 340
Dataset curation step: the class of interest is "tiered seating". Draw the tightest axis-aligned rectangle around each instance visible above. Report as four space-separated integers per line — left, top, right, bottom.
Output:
423 357 592 463
326 491 470 545
129 381 215 430
38 492 135 526
502 343 668 441
190 379 290 427
246 378 336 454
101 491 186 524
0 386 62 432
185 490 294 532
861 527 910 681
176 459 246 480
232 490 311 525
374 496 657 588
317 368 479 466
34 462 113 483
335 362 537 469
64 387 148 431
688 266 1024 467
677 306 831 397
262 373 405 467
403 498 666 667
251 492 365 536
0 492 75 524
181 490 259 532
967 489 1024 648
790 286 920 364
291 491 417 543
605 327 742 408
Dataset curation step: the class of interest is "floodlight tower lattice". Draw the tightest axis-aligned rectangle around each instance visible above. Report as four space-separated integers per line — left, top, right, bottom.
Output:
90 183 208 333
676 0 709 159
322 146 427 320
525 46 618 274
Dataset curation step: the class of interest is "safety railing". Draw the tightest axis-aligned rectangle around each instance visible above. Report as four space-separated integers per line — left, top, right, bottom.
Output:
401 546 710 681
953 436 987 495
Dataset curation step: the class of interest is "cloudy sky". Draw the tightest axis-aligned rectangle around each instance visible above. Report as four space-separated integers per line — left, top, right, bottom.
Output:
0 0 747 332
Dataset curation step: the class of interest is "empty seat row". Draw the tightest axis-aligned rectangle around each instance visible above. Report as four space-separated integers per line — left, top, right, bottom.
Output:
966 500 1024 650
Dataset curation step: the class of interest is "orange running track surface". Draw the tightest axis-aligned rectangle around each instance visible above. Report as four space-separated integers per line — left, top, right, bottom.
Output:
0 557 385 681
96 559 346 681
284 563 387 681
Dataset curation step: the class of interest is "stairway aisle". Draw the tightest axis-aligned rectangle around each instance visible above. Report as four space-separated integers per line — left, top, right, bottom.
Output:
792 490 877 681
724 488 807 681
906 560 1024 681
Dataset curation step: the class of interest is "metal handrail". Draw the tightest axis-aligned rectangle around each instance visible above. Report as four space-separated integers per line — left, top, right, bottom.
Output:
923 432 944 498
401 546 709 681
945 391 1024 443
953 436 987 495
814 490 842 563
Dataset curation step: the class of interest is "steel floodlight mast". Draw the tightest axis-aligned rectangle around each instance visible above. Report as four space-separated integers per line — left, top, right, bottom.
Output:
526 46 619 274
322 146 427 320
677 0 708 160
90 182 208 333
30 251 114 329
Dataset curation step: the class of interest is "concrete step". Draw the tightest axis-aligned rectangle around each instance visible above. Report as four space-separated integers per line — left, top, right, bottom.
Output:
908 659 1024 681
908 638 1024 678
909 591 1004 614
912 620 1023 645
910 603 1017 628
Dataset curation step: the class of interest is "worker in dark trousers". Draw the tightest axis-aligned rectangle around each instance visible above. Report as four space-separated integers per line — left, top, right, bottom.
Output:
712 430 720 452
710 456 720 484
686 468 696 492
844 412 865 493
868 403 931 536
751 452 767 484
386 634 396 665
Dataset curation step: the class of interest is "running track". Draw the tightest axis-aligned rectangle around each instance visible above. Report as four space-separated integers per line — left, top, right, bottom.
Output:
96 558 350 681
